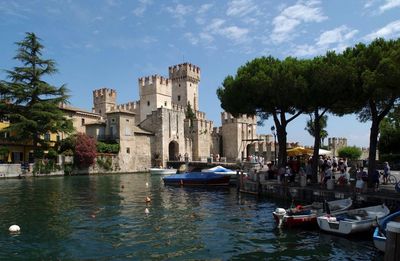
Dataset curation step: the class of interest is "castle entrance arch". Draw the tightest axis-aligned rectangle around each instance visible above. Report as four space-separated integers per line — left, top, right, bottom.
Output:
169 141 179 161
246 143 256 160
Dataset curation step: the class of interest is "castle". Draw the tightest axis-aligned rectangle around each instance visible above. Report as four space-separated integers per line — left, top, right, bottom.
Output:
63 63 274 171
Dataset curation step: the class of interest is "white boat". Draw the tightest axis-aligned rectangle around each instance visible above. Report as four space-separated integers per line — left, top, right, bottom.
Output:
317 204 390 235
273 198 353 228
201 165 239 184
373 210 400 252
149 168 177 175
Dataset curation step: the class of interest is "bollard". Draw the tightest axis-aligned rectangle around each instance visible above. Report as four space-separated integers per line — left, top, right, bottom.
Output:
236 170 240 193
385 221 400 261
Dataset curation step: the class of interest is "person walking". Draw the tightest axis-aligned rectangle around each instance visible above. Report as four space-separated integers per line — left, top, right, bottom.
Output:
383 162 390 184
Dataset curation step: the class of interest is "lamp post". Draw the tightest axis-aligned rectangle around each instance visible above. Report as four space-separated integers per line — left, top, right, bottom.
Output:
271 126 277 164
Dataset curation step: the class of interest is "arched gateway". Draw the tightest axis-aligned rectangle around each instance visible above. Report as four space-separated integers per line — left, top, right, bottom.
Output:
169 141 179 161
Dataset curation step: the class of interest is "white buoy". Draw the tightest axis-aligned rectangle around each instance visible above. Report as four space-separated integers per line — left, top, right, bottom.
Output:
9 225 20 232
145 208 150 214
145 182 149 188
145 196 151 203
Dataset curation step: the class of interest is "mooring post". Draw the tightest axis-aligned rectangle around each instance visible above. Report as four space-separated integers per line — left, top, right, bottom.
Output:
385 221 400 261
236 170 240 193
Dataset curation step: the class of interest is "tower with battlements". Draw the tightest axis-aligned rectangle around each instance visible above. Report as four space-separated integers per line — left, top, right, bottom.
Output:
139 75 172 123
92 88 116 117
221 112 257 162
169 63 200 111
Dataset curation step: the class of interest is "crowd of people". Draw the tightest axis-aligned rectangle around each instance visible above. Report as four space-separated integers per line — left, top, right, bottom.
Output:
260 155 392 193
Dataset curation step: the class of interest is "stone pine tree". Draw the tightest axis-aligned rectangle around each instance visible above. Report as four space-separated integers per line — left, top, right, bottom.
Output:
2 32 73 153
344 38 400 185
217 56 307 167
302 53 356 183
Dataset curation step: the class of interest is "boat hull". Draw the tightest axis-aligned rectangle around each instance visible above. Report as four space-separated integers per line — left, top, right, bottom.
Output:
273 212 317 227
317 205 390 235
372 210 400 252
163 172 231 186
273 198 353 228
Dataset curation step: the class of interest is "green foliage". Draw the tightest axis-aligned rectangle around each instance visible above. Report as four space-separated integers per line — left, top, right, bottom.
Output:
96 141 120 154
33 159 60 175
57 135 76 154
379 105 400 154
63 163 73 175
379 154 400 164
33 149 44 159
0 147 9 157
96 157 113 171
305 114 328 143
1 32 73 148
46 148 58 159
338 146 362 160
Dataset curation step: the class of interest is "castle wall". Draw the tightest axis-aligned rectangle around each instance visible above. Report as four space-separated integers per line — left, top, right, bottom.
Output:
140 107 187 167
190 119 213 161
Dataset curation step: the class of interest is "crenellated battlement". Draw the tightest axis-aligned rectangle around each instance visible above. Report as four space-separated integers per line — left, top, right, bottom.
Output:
93 88 116 99
138 75 170 86
116 101 139 112
172 104 186 112
168 63 200 82
221 112 256 125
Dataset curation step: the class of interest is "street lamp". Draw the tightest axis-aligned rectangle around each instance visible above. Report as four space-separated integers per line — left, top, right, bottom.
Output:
271 126 277 164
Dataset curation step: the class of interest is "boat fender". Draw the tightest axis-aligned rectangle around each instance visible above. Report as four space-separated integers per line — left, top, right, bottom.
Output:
275 208 286 215
9 225 20 233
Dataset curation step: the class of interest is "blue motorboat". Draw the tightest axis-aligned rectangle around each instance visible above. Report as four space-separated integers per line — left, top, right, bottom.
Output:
373 210 400 252
163 172 230 186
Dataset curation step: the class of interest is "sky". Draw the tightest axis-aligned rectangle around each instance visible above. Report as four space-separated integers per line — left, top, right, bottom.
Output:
1 0 399 148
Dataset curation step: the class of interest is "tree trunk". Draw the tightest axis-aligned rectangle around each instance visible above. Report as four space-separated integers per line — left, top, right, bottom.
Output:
368 119 379 187
277 124 287 168
311 109 322 183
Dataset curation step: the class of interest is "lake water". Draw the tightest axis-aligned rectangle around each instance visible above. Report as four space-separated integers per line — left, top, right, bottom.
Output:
0 174 383 260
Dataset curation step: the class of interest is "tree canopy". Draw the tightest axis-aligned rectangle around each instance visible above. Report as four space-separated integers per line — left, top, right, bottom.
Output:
1 32 73 151
218 38 400 184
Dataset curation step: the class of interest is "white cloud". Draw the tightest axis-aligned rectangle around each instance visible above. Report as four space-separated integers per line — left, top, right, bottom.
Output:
195 3 214 25
165 3 193 27
291 25 358 57
271 0 327 43
184 33 199 45
316 25 358 46
198 3 214 14
379 0 400 13
226 0 258 17
365 19 400 40
132 0 152 17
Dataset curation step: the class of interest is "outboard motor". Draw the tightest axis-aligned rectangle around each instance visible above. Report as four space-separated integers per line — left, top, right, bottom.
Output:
274 208 287 227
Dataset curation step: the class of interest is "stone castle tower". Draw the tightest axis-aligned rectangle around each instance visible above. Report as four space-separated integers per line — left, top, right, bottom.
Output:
92 88 116 117
169 63 201 111
220 112 257 161
328 137 348 156
139 75 172 122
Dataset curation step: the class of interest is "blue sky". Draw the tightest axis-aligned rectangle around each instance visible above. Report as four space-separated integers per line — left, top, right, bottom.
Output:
1 0 399 148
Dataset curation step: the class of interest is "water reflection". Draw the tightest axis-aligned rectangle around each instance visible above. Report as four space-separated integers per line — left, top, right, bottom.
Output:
0 174 382 260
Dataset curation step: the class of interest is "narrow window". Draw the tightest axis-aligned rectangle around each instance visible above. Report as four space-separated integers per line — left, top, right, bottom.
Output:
178 95 181 101
147 101 150 106
164 101 167 106
81 118 85 126
126 147 130 154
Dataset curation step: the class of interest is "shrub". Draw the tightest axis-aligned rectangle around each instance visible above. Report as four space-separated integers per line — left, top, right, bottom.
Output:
338 146 362 160
74 133 97 168
96 141 120 154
